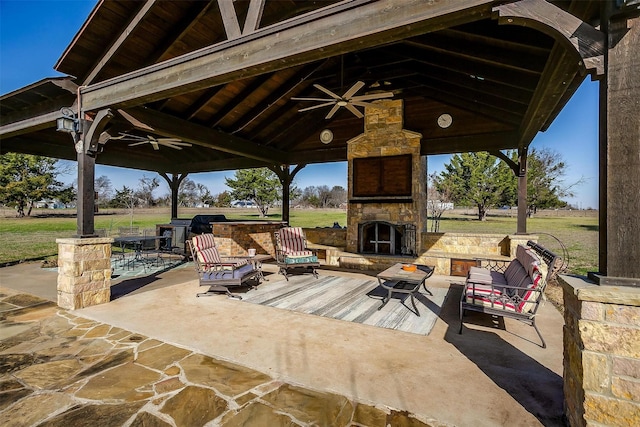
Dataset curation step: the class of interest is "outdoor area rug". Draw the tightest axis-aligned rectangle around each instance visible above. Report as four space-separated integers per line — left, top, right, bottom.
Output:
241 274 449 336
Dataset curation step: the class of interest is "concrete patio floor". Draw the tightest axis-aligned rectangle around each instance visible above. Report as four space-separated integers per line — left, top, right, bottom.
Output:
0 261 565 426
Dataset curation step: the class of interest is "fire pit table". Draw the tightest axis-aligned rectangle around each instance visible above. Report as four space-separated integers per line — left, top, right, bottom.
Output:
376 263 434 316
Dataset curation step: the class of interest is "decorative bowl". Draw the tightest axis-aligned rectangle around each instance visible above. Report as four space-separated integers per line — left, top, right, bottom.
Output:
402 264 417 272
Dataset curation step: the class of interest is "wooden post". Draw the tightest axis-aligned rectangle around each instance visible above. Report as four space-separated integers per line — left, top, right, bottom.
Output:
160 172 188 219
516 147 528 235
270 164 305 225
76 151 96 237
602 10 640 281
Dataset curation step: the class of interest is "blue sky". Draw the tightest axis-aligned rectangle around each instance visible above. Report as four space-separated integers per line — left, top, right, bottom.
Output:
1 0 599 209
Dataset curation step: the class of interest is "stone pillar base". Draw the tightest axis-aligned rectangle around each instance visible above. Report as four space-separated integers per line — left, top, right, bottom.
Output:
560 275 640 427
56 237 113 310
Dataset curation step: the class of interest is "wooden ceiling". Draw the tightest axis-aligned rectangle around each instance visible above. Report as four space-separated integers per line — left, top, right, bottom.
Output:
0 0 603 174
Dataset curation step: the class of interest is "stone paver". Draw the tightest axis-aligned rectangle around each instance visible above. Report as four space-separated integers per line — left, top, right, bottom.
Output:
0 287 434 426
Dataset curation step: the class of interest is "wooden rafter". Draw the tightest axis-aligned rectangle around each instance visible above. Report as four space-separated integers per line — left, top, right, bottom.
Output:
82 0 156 85
492 0 605 77
117 107 283 164
79 0 495 111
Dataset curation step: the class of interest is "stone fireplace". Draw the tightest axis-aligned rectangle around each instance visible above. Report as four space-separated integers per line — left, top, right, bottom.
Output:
346 99 426 255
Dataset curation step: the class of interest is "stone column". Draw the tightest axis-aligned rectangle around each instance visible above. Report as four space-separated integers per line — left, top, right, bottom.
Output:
56 237 113 310
560 275 640 427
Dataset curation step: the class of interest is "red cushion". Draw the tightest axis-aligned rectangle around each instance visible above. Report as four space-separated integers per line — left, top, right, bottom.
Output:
192 234 216 252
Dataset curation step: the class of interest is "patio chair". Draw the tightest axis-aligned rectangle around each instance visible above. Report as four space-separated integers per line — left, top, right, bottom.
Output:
140 228 164 269
274 227 320 280
187 233 261 299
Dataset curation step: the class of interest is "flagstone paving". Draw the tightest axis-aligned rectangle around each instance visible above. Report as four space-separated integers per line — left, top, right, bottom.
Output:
0 287 442 426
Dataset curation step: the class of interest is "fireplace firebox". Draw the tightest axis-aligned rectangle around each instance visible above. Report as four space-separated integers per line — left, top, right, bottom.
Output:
358 221 416 255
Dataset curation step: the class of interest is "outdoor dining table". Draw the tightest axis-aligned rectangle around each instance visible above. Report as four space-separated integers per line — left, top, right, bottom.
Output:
376 263 434 316
113 235 165 269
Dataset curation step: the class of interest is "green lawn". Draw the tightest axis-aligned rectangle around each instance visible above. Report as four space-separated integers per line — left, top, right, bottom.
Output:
0 207 598 275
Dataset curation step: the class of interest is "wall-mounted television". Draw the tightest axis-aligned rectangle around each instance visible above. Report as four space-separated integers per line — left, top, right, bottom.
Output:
352 154 412 199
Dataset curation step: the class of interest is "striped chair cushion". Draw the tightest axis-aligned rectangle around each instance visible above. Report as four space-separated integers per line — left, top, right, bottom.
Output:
198 246 221 264
192 233 216 252
279 227 307 254
465 292 518 312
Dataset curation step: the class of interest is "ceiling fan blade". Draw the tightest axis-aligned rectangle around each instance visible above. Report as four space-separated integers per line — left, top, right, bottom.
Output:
299 102 337 112
350 91 394 101
325 104 342 119
150 141 160 150
118 109 155 131
128 141 148 147
342 81 365 99
291 97 335 102
313 84 341 100
157 138 183 144
345 104 364 118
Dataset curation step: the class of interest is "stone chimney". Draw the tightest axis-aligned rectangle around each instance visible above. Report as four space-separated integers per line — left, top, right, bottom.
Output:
346 99 426 254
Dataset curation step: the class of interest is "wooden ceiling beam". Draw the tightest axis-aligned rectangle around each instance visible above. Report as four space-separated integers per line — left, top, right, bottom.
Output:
142 0 215 66
407 80 524 125
118 107 285 164
515 44 580 147
82 0 157 85
382 44 539 92
232 61 331 134
206 75 272 128
423 131 520 155
408 73 529 112
183 86 225 121
80 0 495 111
407 63 532 105
403 37 544 76
287 147 348 164
492 0 605 77
439 28 551 56
0 106 66 139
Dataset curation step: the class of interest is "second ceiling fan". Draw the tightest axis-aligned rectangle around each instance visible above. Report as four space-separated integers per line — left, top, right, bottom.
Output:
292 81 393 119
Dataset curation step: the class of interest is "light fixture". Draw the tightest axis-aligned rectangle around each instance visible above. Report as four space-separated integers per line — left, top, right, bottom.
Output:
56 107 78 133
320 129 333 144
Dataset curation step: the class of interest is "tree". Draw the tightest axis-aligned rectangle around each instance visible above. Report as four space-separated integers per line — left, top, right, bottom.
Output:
212 191 232 207
427 173 453 232
225 168 280 217
436 152 510 220
178 178 198 207
328 185 347 207
195 183 212 207
95 175 113 207
0 153 75 217
136 175 159 207
110 186 138 226
498 148 579 216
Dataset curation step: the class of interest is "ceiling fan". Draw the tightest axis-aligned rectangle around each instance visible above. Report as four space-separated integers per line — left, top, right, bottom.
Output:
113 133 192 150
292 81 393 119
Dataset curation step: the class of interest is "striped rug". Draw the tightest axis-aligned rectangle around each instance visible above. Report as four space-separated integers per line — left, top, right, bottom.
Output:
241 275 449 336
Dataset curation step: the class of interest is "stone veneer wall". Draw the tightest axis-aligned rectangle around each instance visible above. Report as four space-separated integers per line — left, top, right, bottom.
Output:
304 228 347 249
560 275 640 427
56 237 112 310
346 99 426 254
306 228 535 275
211 222 286 257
